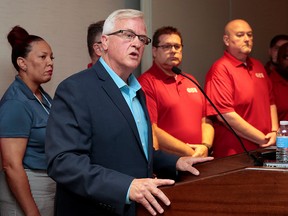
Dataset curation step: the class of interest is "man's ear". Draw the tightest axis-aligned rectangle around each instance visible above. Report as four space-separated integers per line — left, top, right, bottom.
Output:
101 35 108 51
223 35 229 46
17 57 27 71
93 43 102 57
152 46 157 59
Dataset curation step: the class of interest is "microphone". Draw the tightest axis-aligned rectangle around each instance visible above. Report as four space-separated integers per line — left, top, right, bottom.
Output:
171 66 263 166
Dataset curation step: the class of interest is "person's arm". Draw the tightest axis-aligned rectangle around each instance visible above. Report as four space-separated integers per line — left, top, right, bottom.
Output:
217 111 268 145
129 156 214 216
201 117 214 148
46 76 142 215
152 123 195 156
152 124 159 150
263 104 278 147
189 117 214 157
0 138 40 216
270 104 279 132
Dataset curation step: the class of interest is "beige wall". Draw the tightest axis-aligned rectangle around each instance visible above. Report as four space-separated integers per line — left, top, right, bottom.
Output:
151 0 288 86
0 0 126 97
1 0 288 97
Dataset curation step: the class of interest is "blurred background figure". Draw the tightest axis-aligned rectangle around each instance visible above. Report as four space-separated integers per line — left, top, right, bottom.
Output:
87 20 105 68
269 42 288 121
265 34 288 75
0 26 55 215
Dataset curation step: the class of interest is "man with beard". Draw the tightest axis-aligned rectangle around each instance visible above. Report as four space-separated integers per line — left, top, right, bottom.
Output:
204 19 278 158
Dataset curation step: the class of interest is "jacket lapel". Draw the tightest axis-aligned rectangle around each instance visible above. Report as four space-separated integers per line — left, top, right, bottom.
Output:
137 89 153 162
94 63 149 161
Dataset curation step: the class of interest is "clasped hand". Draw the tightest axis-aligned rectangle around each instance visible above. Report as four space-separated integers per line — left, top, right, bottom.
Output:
187 144 209 157
261 131 277 147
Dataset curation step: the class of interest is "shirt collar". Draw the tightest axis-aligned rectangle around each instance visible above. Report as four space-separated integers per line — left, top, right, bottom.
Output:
15 75 42 100
224 50 253 69
99 57 141 92
151 62 180 82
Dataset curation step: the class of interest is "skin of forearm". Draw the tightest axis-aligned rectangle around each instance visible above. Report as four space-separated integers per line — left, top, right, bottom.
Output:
270 104 279 131
152 124 195 156
201 118 214 148
4 166 40 216
152 124 160 150
218 112 267 145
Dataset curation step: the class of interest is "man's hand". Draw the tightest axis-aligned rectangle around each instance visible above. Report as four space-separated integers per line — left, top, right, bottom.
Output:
176 156 214 175
129 178 175 215
262 131 277 147
129 157 213 215
188 144 209 157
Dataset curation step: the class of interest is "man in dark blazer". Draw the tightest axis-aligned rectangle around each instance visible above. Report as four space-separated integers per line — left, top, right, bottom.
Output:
45 9 213 216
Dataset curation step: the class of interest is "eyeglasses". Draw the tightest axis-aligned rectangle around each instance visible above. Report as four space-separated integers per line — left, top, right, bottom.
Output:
106 29 151 45
155 44 183 51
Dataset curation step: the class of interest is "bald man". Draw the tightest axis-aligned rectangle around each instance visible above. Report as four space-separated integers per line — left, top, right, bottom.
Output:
204 19 278 158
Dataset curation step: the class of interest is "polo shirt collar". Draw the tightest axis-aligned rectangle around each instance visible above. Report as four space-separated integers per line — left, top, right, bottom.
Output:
15 75 40 100
151 62 179 81
224 50 253 69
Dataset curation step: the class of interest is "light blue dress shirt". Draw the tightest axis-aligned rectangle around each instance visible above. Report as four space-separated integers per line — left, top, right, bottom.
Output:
99 57 148 158
99 58 149 203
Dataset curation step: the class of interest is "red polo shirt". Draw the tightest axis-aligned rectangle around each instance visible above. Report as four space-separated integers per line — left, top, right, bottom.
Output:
205 51 274 158
269 69 288 121
138 62 204 144
87 62 93 68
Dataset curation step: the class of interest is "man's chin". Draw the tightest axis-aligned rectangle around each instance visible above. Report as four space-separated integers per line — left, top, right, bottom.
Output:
166 64 179 70
241 50 251 56
169 61 180 67
243 47 252 53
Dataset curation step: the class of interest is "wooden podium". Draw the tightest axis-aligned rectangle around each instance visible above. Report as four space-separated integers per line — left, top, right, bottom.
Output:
137 149 288 215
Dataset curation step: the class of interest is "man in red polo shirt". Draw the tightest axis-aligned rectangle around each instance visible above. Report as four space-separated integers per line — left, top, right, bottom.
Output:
269 42 288 121
138 26 214 157
265 34 288 75
205 19 278 158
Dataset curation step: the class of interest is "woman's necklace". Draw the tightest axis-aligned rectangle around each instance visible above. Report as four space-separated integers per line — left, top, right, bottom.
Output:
33 90 51 115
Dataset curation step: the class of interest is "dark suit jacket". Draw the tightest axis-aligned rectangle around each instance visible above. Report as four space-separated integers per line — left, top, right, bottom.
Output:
45 61 179 216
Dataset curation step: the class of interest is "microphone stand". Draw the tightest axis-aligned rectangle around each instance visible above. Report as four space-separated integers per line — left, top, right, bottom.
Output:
171 66 263 166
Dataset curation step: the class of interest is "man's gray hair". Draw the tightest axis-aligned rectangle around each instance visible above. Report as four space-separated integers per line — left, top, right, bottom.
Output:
102 9 145 34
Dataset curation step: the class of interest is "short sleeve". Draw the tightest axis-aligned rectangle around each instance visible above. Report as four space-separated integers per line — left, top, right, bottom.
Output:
205 64 235 116
0 100 32 137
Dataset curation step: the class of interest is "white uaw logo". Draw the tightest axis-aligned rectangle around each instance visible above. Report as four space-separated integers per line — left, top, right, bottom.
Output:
187 87 197 93
255 73 264 78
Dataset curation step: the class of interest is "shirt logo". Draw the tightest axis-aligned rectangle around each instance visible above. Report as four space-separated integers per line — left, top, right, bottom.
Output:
255 73 265 78
187 87 198 93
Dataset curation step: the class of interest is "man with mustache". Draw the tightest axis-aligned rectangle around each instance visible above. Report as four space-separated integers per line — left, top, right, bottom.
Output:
204 19 278 158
